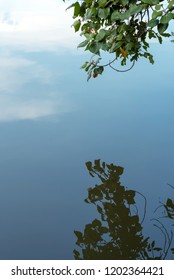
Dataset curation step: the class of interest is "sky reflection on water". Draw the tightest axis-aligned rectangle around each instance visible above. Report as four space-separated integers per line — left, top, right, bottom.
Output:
0 1 173 259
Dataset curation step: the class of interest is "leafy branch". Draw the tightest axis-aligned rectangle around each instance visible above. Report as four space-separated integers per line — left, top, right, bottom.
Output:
64 0 173 79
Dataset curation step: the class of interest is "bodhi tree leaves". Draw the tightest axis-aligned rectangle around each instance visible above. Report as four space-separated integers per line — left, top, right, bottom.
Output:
64 0 174 80
73 160 174 259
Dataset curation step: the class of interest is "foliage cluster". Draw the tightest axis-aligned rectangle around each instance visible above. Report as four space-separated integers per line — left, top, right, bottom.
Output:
65 0 174 79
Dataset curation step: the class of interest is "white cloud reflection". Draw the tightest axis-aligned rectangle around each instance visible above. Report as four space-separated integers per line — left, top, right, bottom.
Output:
0 52 74 121
0 0 79 52
0 55 53 92
0 95 61 121
0 0 77 121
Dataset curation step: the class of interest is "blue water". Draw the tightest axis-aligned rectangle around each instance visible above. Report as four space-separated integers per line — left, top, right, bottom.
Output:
0 42 174 259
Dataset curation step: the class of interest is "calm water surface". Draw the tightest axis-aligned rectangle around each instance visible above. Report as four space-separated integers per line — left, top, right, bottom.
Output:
0 43 173 259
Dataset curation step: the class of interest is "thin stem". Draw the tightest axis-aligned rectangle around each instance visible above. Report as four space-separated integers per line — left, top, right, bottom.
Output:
109 60 135 72
167 183 174 190
135 190 147 225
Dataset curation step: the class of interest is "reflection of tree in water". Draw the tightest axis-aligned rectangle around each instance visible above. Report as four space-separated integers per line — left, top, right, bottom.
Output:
74 160 174 260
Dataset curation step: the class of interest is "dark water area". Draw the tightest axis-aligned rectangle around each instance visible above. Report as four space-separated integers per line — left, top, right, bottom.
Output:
0 43 174 259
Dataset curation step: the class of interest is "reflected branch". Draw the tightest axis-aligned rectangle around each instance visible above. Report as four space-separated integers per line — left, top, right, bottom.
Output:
74 160 174 260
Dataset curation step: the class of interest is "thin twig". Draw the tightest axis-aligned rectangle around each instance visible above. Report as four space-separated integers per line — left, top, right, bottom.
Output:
91 57 117 68
135 190 147 225
109 60 135 72
151 218 173 259
167 183 174 190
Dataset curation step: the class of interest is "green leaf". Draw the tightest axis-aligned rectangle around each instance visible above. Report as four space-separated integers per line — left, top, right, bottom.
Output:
157 23 169 34
78 40 89 48
87 72 92 81
144 52 154 64
147 19 159 28
125 42 134 51
96 29 107 41
72 20 81 32
128 4 144 16
86 0 93 4
89 42 100 54
85 7 96 19
152 10 162 19
110 41 123 52
79 1 86 17
142 0 159 4
149 54 154 64
116 33 123 40
161 33 171 37
98 0 108 7
111 10 122 21
74 2 81 18
168 0 174 10
119 23 129 32
160 13 174 24
148 30 156 39
66 2 80 18
112 4 144 21
121 0 129 6
66 3 75 11
85 63 92 72
156 34 163 44
155 4 162 11
99 42 110 51
141 0 153 4
81 61 88 69
98 7 110 19
94 66 104 75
